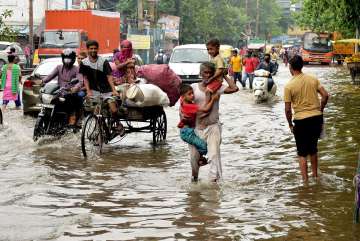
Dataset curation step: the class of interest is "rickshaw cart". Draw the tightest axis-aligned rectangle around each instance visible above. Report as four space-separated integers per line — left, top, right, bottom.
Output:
120 105 167 144
81 99 167 158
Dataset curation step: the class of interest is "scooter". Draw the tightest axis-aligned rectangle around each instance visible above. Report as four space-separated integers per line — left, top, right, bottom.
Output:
33 79 81 141
253 69 277 103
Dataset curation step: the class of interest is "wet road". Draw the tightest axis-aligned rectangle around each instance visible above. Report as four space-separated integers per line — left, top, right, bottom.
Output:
0 64 359 241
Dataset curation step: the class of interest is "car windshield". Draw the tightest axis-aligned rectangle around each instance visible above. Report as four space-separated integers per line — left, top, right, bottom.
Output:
35 61 61 76
303 33 331 53
41 31 80 48
170 48 209 63
0 44 9 51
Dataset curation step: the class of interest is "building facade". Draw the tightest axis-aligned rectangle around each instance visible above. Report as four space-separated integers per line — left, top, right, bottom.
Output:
0 0 77 32
276 0 291 16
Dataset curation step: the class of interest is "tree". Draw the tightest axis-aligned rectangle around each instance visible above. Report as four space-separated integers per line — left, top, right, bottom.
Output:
0 10 17 42
294 0 360 38
117 0 285 44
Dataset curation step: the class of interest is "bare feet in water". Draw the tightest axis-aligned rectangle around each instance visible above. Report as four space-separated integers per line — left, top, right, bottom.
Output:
198 156 208 166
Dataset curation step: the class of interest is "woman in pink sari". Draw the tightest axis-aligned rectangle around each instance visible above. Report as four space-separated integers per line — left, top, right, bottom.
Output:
113 40 137 84
1 54 21 111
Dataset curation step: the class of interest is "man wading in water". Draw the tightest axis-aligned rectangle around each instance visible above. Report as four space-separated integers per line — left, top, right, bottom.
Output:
189 62 238 182
284 55 329 182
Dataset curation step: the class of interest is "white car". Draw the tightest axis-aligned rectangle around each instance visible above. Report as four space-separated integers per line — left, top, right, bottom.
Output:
0 41 27 68
168 44 210 83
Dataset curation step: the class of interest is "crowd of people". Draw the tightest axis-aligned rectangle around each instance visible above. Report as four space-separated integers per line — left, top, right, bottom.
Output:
0 38 328 184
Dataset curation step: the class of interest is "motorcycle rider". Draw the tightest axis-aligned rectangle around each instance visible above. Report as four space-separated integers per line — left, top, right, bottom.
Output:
256 53 276 91
154 49 168 64
43 48 83 127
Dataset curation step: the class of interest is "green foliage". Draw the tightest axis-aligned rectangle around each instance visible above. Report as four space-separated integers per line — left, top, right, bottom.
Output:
117 0 138 20
118 0 288 44
0 10 17 41
295 0 360 37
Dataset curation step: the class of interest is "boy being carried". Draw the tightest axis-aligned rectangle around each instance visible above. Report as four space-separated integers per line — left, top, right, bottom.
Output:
205 39 231 94
178 84 219 166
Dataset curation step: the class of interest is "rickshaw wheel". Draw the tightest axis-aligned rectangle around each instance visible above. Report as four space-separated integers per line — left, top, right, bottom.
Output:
152 109 167 144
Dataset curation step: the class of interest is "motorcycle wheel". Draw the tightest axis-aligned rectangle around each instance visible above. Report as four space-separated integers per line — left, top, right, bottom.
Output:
81 114 103 158
33 116 47 142
0 108 2 125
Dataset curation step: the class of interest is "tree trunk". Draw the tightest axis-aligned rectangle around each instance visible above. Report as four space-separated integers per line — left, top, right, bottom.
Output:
255 0 259 38
137 0 144 30
356 24 359 54
175 0 180 16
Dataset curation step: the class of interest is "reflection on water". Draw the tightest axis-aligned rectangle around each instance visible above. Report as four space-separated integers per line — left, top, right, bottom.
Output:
0 65 359 240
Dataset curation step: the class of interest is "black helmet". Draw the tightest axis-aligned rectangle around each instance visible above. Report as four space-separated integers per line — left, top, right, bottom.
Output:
61 48 76 66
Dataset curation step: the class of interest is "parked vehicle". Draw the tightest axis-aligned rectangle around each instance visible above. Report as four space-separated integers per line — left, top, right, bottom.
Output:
0 41 26 68
22 57 79 115
168 44 209 83
220 44 234 63
332 32 356 64
38 10 120 60
301 32 333 65
33 79 80 141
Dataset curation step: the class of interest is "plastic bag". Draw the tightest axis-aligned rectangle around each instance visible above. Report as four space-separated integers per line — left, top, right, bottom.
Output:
136 64 182 106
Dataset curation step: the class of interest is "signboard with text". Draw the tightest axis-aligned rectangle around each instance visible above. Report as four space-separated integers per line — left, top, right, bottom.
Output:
157 14 180 40
127 35 151 50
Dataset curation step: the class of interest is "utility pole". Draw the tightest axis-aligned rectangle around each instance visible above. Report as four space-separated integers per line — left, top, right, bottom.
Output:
255 0 259 38
245 0 248 16
137 0 144 30
175 0 180 16
148 0 156 25
65 0 68 10
29 0 34 54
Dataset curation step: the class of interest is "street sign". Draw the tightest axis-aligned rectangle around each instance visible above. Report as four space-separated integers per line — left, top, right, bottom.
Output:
127 35 151 50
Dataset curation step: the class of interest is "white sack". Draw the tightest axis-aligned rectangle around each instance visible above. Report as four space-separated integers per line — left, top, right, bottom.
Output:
125 84 170 107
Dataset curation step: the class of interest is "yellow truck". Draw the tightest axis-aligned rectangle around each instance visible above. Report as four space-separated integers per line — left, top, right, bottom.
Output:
332 32 356 64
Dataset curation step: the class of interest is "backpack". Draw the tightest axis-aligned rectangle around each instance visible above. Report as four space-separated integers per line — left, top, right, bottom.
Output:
156 54 164 64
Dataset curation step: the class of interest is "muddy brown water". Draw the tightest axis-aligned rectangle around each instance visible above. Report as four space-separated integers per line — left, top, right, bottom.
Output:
0 65 359 241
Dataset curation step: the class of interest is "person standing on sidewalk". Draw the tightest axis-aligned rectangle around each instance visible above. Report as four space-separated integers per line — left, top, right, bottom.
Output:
284 55 329 182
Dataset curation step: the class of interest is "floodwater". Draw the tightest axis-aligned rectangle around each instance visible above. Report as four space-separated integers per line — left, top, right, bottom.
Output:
0 64 359 241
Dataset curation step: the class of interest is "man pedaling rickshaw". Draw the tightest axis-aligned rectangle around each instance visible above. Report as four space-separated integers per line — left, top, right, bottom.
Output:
42 48 83 128
79 39 125 137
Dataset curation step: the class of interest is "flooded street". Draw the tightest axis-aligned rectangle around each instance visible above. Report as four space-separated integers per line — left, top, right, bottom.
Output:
0 64 359 241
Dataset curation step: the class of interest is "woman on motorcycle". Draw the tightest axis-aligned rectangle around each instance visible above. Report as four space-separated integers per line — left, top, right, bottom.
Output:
43 49 83 127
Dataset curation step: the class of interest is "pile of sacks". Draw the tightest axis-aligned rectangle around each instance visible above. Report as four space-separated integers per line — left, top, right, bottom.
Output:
116 64 182 108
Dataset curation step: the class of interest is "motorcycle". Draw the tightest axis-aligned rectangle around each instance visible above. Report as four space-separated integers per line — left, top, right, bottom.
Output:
253 69 277 103
33 79 81 141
